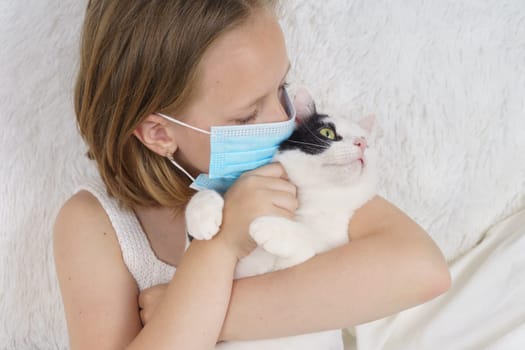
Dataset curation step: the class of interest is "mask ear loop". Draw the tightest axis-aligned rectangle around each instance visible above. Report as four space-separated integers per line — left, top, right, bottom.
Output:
156 113 211 135
165 150 197 183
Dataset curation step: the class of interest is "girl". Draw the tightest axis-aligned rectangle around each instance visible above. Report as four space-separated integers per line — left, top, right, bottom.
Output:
53 1 451 349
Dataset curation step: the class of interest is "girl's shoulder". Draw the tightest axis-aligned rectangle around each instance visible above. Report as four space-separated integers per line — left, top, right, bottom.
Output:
53 190 142 347
53 189 130 278
53 189 130 269
54 189 116 244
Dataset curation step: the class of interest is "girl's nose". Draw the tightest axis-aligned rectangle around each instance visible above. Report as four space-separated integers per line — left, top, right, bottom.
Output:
354 137 367 152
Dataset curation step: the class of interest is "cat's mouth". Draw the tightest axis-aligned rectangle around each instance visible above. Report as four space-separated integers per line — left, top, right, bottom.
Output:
325 157 365 169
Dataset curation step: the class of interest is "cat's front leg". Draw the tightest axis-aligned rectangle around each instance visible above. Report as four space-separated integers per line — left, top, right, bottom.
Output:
185 190 223 240
249 216 316 269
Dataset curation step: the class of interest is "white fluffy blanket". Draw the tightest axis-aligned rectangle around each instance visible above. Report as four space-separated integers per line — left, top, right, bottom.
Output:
1 0 524 348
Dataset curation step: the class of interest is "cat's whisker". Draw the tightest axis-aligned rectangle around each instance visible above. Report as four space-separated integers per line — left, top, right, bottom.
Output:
283 140 325 149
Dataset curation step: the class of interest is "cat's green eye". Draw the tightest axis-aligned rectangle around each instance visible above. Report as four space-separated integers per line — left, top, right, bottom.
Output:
319 127 336 140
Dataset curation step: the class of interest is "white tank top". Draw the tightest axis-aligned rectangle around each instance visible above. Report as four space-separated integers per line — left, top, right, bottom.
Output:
74 176 188 291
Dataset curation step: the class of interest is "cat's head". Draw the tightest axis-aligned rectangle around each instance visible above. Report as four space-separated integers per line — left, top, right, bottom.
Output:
275 88 378 189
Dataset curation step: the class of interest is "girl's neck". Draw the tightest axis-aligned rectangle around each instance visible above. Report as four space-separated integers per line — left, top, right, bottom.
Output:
132 204 187 267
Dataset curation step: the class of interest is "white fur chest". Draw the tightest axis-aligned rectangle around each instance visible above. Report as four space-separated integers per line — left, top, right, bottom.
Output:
296 178 377 249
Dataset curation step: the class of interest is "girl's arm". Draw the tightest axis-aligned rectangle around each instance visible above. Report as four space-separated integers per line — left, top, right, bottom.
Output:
129 238 238 349
218 195 451 341
54 191 143 350
54 191 239 350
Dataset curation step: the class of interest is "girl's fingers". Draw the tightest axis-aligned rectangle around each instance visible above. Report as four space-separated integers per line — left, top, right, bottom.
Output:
268 190 299 214
257 176 297 196
244 162 289 179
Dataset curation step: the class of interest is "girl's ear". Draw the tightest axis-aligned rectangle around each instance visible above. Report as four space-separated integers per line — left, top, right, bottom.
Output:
293 86 317 122
133 114 178 157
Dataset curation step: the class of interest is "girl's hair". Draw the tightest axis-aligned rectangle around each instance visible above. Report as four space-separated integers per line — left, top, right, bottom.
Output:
75 0 278 213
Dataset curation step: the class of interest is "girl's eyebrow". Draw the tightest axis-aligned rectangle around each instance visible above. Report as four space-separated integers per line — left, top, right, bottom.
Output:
237 62 291 111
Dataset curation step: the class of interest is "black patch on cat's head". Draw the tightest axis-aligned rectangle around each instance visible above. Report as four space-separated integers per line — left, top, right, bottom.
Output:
279 113 342 155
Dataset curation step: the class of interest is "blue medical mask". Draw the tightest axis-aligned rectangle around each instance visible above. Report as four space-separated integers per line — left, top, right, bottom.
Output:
157 88 296 193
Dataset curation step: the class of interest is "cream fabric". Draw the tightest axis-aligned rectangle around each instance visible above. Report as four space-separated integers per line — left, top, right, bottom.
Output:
352 209 525 349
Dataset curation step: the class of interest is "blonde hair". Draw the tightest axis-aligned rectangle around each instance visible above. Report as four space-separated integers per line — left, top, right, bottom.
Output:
75 0 279 213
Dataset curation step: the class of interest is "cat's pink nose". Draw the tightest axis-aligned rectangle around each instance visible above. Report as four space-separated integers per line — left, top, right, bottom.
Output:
354 137 367 152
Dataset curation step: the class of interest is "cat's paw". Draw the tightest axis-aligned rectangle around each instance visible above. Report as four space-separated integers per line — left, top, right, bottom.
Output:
185 190 223 240
234 247 276 279
249 216 298 257
274 251 315 270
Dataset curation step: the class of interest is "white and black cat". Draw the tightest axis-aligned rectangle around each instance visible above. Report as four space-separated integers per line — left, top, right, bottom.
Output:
185 88 379 350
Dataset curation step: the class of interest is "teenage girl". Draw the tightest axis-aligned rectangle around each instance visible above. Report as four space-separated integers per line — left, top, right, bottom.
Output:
53 1 450 349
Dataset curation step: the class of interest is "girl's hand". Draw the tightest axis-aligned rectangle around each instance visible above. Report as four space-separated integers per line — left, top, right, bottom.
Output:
138 283 168 326
217 162 298 260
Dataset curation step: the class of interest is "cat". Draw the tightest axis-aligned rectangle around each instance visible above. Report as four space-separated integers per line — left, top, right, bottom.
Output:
185 88 379 350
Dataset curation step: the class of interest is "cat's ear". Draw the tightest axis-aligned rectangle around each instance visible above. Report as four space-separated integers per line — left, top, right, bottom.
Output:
358 114 376 135
293 86 317 122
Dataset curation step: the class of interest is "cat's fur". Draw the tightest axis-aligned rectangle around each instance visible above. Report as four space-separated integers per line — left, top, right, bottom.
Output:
185 88 378 350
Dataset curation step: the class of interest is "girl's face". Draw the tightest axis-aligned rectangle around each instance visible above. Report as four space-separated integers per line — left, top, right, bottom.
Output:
146 9 291 177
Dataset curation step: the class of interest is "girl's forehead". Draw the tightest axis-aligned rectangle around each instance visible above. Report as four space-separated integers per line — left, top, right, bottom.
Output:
193 11 289 109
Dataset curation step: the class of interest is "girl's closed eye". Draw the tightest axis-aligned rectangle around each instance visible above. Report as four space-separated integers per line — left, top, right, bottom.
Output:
235 82 290 125
235 111 258 125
